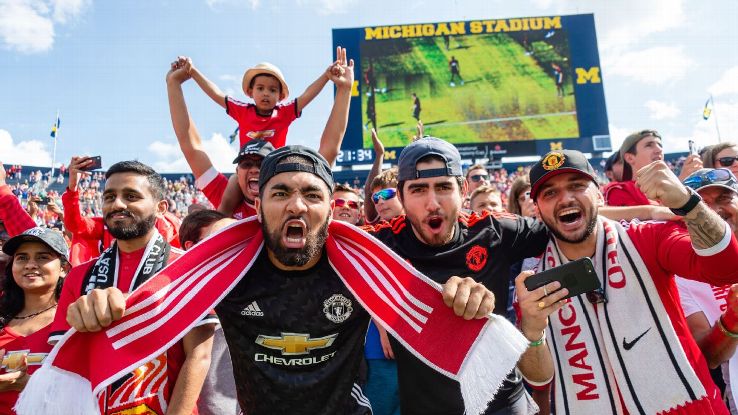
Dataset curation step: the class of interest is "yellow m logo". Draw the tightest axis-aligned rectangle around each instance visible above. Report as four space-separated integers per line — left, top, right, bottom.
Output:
575 67 601 84
549 142 563 151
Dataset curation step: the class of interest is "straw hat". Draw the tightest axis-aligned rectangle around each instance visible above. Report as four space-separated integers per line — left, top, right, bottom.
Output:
242 62 289 101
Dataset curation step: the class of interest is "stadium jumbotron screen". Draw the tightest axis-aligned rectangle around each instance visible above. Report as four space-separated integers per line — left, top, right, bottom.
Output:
332 14 609 165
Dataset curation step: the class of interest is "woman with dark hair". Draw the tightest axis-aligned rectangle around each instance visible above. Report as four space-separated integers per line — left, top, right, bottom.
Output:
507 176 536 218
704 142 738 177
0 227 69 413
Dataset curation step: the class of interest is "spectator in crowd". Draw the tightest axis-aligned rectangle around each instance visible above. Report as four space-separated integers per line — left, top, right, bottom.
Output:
603 151 623 183
178 209 240 415
676 168 738 413
332 183 362 225
469 185 504 214
0 227 9 271
369 168 404 222
50 160 216 415
0 163 37 238
703 142 738 178
605 129 663 206
0 227 70 414
517 150 738 414
507 176 536 218
466 163 491 194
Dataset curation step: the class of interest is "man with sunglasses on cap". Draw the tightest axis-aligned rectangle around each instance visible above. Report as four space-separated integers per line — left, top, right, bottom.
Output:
676 168 738 413
605 129 664 207
516 150 738 414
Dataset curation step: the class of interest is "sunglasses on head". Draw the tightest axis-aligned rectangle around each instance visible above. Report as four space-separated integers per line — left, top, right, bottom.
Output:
718 156 738 167
372 188 397 204
684 168 736 191
469 174 489 183
334 198 360 209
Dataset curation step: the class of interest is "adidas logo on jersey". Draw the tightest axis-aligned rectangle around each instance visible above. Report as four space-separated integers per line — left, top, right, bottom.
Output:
241 301 264 317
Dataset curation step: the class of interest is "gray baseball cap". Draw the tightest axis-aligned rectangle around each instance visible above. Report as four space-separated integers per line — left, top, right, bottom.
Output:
3 227 69 261
258 145 334 192
397 137 462 181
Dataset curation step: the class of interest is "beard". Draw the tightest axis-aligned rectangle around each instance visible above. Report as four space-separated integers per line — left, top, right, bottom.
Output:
541 203 598 244
106 211 157 240
261 213 329 267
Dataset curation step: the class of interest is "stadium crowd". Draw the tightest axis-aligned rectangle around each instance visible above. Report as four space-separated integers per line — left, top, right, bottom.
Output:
2 46 738 415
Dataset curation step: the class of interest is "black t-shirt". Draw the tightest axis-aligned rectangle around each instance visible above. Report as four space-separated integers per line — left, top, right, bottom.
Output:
215 250 371 415
369 211 549 415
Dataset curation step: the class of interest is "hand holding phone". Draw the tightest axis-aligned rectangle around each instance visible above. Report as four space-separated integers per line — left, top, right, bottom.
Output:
80 156 102 171
523 257 600 300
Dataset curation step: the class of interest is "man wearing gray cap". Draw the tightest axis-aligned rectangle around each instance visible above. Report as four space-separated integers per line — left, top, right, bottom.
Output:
368 137 549 414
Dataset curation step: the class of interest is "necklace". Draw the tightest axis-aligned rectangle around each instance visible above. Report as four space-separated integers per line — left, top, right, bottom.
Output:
12 304 57 320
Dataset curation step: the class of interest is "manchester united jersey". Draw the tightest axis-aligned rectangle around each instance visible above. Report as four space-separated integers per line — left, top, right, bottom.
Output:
368 211 549 414
215 250 371 415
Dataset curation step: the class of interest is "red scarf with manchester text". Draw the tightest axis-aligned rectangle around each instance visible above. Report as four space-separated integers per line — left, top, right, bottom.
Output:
17 218 528 415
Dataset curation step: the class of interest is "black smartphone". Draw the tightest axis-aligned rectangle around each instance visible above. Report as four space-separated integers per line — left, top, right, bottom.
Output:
36 195 50 206
81 156 102 171
524 257 600 300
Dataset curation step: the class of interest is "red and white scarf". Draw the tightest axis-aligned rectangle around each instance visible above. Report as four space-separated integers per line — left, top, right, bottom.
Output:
542 218 710 415
17 218 528 415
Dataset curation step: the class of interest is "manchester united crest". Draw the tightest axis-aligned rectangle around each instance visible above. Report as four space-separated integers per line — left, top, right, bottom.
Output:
465 245 488 272
323 294 353 323
542 152 565 171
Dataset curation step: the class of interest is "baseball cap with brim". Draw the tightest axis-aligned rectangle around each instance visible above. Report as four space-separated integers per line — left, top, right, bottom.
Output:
604 151 620 172
233 139 275 164
3 227 69 261
529 150 599 200
259 145 334 193
683 168 738 194
619 129 661 181
397 137 463 182
242 62 290 101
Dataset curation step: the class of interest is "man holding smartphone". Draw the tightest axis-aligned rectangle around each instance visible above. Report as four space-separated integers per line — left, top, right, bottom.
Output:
517 149 738 415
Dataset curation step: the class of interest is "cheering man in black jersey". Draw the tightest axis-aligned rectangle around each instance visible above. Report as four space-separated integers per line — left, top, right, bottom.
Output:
367 137 549 414
62 146 499 415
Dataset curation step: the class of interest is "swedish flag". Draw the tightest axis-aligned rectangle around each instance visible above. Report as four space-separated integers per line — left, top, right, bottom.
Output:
702 97 712 120
50 114 60 138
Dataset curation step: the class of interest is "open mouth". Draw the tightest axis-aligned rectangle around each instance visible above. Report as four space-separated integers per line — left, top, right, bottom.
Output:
248 179 259 193
427 216 444 231
558 207 582 224
282 219 307 248
338 212 351 219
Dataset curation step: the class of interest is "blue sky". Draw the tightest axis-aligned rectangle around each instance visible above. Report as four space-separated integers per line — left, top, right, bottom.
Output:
2 0 738 172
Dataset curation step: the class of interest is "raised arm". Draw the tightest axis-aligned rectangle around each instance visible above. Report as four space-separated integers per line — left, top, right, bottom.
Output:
166 62 216 179
295 63 331 114
62 156 103 239
363 128 384 222
0 162 36 236
318 46 354 166
181 56 228 110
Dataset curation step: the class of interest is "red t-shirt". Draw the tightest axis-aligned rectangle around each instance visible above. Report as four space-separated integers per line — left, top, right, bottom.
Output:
49 245 215 415
195 167 257 219
0 324 53 414
225 96 300 148
603 180 658 207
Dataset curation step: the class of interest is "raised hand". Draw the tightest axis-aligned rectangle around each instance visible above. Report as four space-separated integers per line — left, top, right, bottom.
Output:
441 276 495 320
515 270 568 341
635 160 691 209
166 56 192 84
67 156 93 192
327 46 354 89
370 128 384 157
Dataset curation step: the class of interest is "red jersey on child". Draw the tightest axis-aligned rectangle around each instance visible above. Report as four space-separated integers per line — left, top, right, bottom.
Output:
226 96 300 148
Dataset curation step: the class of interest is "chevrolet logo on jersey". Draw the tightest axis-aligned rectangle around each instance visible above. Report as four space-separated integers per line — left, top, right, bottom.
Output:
255 332 337 355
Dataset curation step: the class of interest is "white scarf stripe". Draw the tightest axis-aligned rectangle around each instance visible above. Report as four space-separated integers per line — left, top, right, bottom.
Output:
339 240 431 323
337 241 426 332
110 245 246 349
339 235 434 314
106 244 243 338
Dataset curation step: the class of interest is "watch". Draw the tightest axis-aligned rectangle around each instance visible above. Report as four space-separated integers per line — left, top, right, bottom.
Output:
670 187 702 216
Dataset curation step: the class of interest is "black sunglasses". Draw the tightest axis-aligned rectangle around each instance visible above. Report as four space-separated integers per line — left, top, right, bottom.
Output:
718 156 738 167
469 174 489 183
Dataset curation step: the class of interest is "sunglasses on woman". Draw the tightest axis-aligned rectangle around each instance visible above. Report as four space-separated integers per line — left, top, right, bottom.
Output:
334 199 360 210
718 156 738 167
372 188 397 204
683 168 736 191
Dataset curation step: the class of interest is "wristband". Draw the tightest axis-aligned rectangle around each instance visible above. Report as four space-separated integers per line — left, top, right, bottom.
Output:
528 331 546 347
718 316 738 339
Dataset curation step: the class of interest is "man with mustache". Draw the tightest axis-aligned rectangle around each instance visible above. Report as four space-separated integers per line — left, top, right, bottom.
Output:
49 161 217 415
516 150 738 414
63 146 496 415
